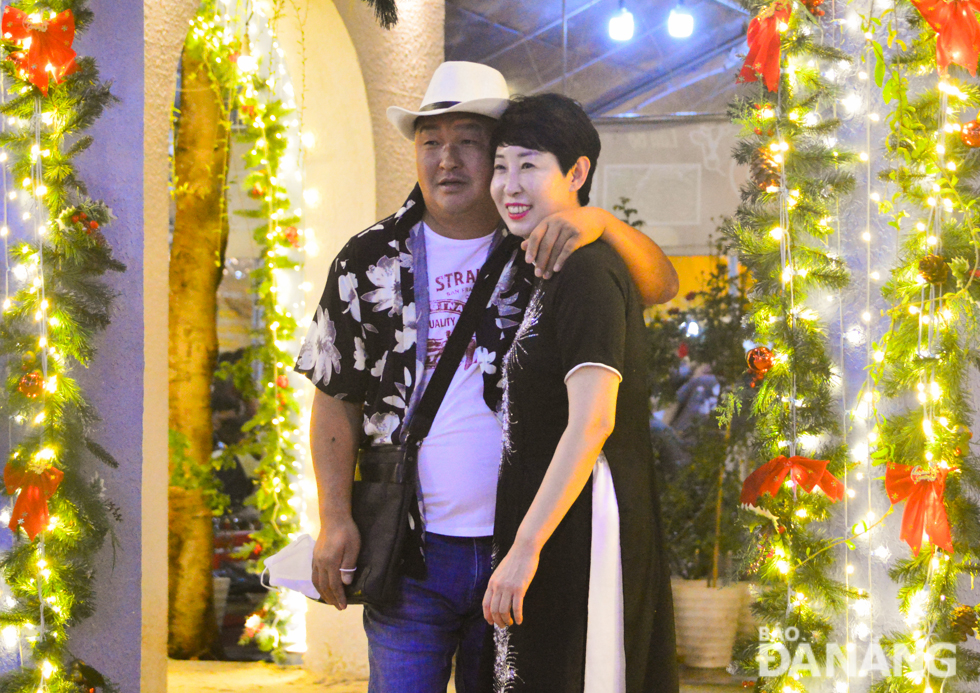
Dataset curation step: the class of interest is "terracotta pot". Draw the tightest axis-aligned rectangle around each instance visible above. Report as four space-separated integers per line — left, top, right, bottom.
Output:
671 578 748 668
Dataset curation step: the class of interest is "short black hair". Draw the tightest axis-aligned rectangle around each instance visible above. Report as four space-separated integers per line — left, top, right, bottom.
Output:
490 93 601 206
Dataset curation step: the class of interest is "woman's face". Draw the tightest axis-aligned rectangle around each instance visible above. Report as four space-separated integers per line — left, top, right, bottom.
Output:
490 145 585 237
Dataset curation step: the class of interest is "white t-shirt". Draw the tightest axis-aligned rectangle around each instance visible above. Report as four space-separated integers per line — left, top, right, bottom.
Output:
417 223 503 537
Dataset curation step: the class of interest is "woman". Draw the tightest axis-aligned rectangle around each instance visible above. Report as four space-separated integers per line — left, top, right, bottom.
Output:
481 94 678 693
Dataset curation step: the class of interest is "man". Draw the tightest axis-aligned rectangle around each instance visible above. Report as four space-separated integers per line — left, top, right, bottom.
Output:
296 61 677 692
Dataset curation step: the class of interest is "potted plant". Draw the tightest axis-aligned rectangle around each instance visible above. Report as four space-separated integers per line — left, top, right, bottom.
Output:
643 228 755 668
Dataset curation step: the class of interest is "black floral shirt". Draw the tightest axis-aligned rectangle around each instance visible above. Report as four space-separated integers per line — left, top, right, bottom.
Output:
295 185 533 446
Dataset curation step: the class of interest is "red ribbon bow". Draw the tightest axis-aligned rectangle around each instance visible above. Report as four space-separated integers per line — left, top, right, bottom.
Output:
911 0 980 76
740 455 844 506
885 462 953 556
2 7 77 95
4 465 64 541
739 1 793 92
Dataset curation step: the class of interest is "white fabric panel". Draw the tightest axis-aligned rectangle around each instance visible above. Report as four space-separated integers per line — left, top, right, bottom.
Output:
584 453 626 693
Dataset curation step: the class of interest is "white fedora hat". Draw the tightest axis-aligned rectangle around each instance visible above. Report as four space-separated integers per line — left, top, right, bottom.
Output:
387 61 510 141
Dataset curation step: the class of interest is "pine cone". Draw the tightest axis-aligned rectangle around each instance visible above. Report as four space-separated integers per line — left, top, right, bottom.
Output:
918 254 949 284
751 149 780 191
951 605 978 641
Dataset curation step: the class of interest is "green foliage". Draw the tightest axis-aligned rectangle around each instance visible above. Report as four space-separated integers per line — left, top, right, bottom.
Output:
723 5 856 691
643 235 753 581
866 4 980 692
186 3 304 661
0 1 123 683
612 196 645 229
168 430 231 516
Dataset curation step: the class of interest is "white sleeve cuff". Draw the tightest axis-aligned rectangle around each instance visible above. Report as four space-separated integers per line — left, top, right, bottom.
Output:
564 362 623 384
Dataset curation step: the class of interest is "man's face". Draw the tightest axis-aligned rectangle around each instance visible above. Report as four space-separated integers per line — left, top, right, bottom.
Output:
415 113 496 227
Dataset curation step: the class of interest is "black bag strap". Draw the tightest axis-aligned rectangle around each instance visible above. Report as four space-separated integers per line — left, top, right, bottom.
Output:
404 233 521 444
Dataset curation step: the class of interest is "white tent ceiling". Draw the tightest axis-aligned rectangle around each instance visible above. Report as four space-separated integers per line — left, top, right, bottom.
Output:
445 0 751 117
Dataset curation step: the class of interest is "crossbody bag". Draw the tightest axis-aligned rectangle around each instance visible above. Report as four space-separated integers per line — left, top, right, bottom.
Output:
345 234 519 606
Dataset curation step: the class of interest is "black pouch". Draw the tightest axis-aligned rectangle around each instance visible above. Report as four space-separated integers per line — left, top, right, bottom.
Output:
345 443 423 606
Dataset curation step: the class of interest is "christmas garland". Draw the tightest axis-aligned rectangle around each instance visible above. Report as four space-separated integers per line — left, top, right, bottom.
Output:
867 2 980 689
726 1 857 690
185 2 306 660
0 1 123 691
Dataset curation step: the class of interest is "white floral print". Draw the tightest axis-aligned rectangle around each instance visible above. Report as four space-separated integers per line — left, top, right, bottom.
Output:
363 255 403 316
394 302 417 353
384 368 413 410
338 272 361 323
353 337 367 371
296 305 342 387
364 412 400 444
296 189 532 450
475 346 497 375
371 351 389 379
394 199 415 219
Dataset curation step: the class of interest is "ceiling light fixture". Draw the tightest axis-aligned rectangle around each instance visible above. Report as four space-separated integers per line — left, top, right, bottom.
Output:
668 2 694 39
608 0 635 42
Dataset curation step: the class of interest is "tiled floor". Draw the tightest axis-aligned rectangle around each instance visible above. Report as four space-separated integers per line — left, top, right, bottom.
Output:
167 659 745 693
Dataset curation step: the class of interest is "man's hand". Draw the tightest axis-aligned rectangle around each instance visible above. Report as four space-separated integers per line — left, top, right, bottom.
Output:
522 205 678 305
312 516 361 609
522 207 603 279
482 541 541 627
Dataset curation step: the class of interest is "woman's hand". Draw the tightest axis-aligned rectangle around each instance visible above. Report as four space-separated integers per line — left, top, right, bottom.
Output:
483 541 541 627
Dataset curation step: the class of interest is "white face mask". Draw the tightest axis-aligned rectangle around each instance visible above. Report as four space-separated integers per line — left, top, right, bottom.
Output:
263 533 322 601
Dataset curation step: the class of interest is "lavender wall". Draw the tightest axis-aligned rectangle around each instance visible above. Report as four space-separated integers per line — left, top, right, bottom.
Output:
67 1 145 689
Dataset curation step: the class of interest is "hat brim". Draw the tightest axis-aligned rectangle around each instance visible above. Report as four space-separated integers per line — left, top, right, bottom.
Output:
387 97 511 141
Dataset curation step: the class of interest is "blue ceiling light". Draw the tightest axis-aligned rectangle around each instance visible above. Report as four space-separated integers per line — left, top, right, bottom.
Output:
668 2 694 39
608 0 635 42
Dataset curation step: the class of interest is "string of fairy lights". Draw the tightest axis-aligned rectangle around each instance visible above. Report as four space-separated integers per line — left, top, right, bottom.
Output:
186 0 316 658
732 2 980 693
730 0 980 691
851 3 881 685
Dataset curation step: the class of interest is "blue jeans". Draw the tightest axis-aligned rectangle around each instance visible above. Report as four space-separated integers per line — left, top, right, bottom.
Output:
363 533 493 693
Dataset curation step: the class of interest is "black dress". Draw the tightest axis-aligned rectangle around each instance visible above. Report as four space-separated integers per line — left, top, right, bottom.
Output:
483 242 678 693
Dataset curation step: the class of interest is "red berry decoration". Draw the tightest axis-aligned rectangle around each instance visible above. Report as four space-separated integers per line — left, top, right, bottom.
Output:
88 220 99 230
961 117 980 148
283 226 301 249
80 212 88 220
71 215 79 223
801 0 825 16
746 346 774 388
276 375 289 389
249 185 264 199
18 370 43 399
677 342 689 359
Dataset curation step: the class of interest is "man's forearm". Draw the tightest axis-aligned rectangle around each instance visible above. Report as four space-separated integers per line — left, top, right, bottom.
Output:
595 208 679 306
310 389 363 519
